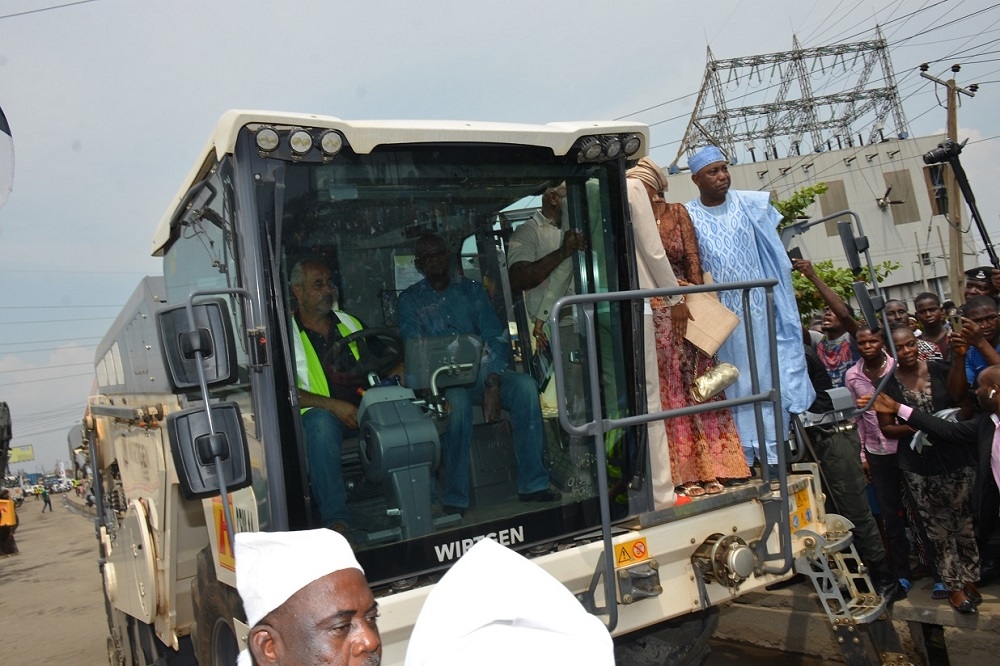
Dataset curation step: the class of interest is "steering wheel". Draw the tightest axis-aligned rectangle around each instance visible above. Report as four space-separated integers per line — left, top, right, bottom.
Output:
322 327 404 387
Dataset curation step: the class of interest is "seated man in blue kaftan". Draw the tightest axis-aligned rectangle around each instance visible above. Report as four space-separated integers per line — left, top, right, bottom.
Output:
397 233 559 515
684 146 815 472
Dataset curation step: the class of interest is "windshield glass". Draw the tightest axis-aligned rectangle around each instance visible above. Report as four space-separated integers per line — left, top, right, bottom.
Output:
260 137 635 582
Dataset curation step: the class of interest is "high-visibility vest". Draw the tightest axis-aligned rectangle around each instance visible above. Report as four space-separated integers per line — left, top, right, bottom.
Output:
292 311 363 412
0 499 15 527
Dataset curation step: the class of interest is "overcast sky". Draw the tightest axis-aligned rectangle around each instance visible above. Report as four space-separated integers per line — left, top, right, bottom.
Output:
2 0 999 472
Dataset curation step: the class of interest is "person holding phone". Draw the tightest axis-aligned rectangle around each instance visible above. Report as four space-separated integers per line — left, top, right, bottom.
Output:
792 258 859 387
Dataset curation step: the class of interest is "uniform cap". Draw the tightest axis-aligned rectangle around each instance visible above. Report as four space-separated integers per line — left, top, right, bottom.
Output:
965 266 994 282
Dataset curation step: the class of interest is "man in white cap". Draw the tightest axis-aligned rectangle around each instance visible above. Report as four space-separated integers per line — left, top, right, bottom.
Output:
684 146 814 476
235 529 381 666
404 538 614 666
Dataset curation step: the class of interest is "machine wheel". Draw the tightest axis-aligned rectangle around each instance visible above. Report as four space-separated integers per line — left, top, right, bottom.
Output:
191 546 246 666
613 607 719 666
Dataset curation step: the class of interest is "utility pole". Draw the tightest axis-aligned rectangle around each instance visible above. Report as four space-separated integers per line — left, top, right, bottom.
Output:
920 64 976 303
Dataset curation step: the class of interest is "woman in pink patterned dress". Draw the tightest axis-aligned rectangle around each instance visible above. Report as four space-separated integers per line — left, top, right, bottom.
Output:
634 164 749 496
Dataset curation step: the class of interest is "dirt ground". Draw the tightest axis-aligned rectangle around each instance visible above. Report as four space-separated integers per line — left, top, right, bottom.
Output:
0 494 109 664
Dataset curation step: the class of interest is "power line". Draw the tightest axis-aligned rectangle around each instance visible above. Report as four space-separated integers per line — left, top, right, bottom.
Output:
895 4 1000 47
0 268 151 275
0 362 93 375
1 343 98 354
0 304 123 309
614 91 701 120
0 0 102 21
0 372 93 388
0 316 115 325
0 335 102 347
15 425 83 439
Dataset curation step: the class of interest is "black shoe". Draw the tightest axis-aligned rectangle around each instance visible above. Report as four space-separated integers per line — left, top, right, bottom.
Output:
964 582 982 606
949 590 978 615
518 489 561 502
876 579 906 606
442 505 466 517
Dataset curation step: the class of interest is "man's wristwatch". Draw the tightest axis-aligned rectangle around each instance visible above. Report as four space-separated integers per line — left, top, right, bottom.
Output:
484 373 501 389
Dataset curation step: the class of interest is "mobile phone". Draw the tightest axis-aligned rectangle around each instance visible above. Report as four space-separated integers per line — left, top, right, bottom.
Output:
787 246 803 261
948 314 963 332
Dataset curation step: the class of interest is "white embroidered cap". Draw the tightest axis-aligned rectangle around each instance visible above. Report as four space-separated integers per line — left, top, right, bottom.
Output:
404 538 614 666
235 529 363 666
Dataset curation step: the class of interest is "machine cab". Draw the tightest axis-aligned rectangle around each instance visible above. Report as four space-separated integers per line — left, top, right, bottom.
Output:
156 112 650 584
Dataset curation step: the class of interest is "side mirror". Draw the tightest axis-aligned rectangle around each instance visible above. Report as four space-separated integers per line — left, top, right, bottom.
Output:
166 402 251 499
853 282 885 333
158 298 238 390
837 220 869 276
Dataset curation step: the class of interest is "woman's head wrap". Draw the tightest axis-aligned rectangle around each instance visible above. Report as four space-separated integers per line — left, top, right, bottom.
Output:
626 156 669 194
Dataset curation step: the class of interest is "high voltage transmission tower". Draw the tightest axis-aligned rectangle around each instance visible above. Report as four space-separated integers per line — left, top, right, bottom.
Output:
673 27 910 170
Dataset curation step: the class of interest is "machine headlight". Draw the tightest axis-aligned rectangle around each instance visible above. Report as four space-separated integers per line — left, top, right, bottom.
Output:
320 130 344 156
255 127 280 152
289 129 314 155
622 134 641 156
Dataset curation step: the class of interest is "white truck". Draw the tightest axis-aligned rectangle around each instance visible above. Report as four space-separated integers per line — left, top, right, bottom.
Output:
86 110 874 666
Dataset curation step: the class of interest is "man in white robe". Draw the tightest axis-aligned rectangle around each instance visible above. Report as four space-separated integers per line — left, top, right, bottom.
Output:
684 146 814 472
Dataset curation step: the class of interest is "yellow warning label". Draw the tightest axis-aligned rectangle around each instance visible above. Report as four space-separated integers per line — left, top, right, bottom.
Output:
213 497 235 572
789 487 814 532
615 537 650 567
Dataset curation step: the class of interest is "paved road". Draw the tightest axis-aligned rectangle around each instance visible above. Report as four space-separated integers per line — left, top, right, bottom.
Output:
0 494 108 664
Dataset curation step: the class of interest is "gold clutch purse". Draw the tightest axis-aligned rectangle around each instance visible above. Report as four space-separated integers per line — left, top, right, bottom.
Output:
690 362 739 403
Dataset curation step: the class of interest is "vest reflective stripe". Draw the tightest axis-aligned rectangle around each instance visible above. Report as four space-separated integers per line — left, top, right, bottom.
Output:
333 311 363 361
291 318 330 408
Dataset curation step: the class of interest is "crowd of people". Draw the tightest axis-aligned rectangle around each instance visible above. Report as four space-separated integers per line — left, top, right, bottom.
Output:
802 253 1000 615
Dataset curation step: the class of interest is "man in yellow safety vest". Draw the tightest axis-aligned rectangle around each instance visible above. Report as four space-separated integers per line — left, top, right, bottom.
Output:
290 259 370 533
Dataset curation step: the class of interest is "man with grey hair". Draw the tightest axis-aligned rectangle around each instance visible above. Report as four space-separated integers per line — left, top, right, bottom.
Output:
236 529 381 665
290 259 371 532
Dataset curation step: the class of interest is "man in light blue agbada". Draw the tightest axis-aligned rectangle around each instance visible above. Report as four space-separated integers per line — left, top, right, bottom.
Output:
684 146 815 471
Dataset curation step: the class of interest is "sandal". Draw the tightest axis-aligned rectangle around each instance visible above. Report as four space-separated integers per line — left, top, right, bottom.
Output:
677 483 706 497
931 582 949 600
702 481 724 495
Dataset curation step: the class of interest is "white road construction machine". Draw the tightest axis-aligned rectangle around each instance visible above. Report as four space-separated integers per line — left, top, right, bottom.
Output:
86 110 883 665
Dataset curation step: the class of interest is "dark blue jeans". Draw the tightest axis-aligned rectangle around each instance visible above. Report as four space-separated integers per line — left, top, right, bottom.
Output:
441 371 549 508
301 408 355 527
867 452 912 580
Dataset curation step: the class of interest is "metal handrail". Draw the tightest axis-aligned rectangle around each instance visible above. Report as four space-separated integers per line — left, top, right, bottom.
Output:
548 278 792 629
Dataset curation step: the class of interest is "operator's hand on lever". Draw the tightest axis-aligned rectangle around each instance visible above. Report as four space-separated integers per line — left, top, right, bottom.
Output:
482 373 501 423
327 398 358 429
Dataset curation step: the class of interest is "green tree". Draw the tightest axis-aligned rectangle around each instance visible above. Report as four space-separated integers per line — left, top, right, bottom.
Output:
774 182 829 231
774 183 898 322
791 260 899 323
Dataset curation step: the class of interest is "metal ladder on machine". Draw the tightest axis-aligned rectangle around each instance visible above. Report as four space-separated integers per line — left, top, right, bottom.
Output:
791 462 910 666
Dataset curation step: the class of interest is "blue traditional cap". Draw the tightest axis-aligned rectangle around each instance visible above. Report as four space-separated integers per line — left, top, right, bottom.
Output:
688 146 727 175
965 266 994 281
